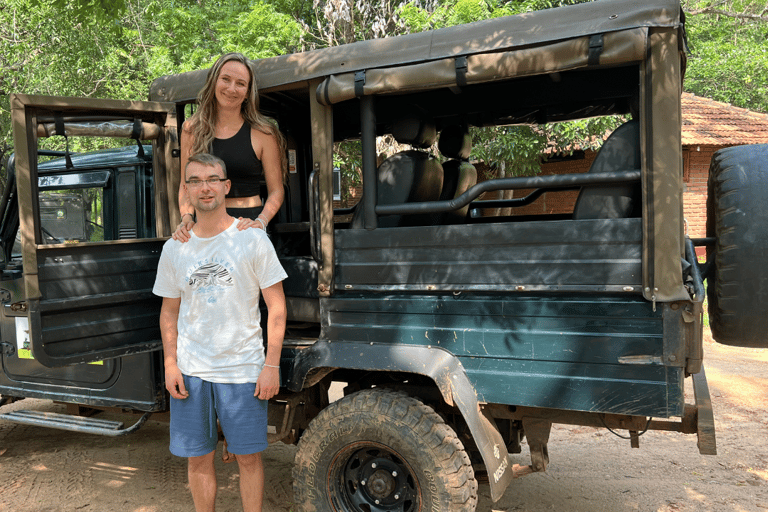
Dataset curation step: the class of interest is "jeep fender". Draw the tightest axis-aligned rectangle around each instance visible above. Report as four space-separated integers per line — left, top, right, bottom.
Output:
287 341 516 501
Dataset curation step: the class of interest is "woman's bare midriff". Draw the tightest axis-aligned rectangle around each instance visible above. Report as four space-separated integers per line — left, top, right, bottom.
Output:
225 195 262 208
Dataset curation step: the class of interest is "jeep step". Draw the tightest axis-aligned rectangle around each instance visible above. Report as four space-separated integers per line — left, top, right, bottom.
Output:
0 409 151 436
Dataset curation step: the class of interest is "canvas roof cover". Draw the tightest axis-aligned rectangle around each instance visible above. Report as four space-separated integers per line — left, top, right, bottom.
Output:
149 0 689 303
149 0 683 103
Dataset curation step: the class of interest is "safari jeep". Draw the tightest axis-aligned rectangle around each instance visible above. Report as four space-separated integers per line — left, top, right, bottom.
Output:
2 0 768 510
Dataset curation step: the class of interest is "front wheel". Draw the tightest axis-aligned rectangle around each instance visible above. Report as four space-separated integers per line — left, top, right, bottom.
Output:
293 388 477 512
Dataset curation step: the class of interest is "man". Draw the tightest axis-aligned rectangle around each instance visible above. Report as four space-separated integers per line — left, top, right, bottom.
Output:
153 153 287 512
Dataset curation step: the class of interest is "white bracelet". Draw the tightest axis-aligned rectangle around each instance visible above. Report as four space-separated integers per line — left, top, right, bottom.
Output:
264 364 280 369
255 217 267 230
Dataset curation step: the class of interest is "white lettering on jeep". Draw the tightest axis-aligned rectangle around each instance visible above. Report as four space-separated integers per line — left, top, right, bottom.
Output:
493 456 508 483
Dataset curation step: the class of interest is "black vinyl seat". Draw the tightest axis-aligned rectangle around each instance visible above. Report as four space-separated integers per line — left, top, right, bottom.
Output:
352 115 443 228
436 125 477 224
573 119 642 220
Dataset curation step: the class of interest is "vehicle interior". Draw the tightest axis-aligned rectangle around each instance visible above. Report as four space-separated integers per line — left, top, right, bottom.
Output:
248 61 645 311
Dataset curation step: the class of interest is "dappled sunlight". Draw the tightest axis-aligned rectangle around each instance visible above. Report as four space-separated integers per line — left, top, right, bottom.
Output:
91 461 139 479
88 462 140 489
748 467 768 481
684 487 707 504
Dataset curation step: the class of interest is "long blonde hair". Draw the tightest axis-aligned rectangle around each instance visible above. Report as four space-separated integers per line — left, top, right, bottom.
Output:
187 53 287 179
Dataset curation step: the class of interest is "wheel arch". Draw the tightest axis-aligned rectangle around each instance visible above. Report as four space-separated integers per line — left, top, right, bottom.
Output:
287 341 516 502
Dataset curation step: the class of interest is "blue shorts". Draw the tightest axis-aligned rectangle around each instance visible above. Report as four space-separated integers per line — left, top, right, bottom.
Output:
169 375 268 458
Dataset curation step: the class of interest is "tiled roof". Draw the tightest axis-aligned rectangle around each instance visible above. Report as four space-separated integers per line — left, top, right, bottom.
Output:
682 93 768 146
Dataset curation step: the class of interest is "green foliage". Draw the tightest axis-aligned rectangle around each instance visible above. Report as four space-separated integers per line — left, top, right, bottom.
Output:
1 0 151 182
0 0 305 189
333 140 363 202
220 3 305 59
399 0 618 176
471 125 549 178
45 0 127 27
471 116 625 177
682 0 768 113
306 0 412 47
398 0 590 32
2 0 766 193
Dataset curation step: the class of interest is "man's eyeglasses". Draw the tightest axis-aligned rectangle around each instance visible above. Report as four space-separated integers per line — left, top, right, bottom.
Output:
185 177 227 188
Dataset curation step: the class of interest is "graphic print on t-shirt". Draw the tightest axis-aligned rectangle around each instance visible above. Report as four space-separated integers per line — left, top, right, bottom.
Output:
188 261 234 291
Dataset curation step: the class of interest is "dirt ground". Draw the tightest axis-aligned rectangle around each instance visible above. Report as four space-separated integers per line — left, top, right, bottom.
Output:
1 331 766 512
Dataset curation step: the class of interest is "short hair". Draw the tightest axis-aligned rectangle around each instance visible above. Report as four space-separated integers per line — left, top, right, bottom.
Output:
186 153 227 178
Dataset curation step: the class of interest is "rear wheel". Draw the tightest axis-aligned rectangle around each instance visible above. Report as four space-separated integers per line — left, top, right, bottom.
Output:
293 388 477 512
706 144 768 347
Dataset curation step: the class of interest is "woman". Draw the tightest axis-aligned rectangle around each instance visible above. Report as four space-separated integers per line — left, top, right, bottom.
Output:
174 52 285 241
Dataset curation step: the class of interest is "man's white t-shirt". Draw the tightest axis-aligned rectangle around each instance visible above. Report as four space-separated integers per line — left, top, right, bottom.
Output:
152 219 287 383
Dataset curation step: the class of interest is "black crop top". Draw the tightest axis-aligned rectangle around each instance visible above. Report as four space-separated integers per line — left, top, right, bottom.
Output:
210 122 264 198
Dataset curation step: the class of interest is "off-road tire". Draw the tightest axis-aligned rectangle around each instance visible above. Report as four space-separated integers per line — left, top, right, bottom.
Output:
706 144 768 348
293 388 477 512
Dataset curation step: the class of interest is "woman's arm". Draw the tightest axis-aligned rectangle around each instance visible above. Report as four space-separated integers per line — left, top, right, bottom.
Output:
173 126 197 242
251 128 285 227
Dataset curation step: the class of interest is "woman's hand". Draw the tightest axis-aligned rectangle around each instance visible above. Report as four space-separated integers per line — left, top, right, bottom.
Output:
172 214 195 242
235 215 267 231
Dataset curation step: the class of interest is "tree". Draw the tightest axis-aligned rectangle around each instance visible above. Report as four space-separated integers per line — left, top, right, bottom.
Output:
1 0 150 188
396 0 617 177
682 0 768 114
0 0 304 189
2 0 765 190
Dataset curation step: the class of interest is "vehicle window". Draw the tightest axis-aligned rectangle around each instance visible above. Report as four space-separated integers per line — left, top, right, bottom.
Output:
39 188 104 244
11 187 105 258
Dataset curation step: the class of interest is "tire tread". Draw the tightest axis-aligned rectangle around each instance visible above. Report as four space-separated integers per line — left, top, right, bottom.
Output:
293 388 477 512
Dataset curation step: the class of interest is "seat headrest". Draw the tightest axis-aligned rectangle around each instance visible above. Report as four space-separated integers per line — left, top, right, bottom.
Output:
438 125 472 160
392 115 437 148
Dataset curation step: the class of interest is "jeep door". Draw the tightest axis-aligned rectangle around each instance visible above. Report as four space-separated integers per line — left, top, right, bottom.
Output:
7 94 177 369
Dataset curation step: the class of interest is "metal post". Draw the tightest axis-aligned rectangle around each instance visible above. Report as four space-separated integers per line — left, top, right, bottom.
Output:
360 95 377 230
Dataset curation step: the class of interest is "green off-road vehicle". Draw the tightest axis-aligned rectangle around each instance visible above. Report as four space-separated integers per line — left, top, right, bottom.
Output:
2 0 767 510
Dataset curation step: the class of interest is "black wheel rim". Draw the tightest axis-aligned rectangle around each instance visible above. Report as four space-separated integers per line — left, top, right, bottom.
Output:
328 441 420 512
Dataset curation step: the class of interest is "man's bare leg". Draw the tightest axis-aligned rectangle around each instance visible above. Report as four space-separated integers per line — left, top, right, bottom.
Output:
188 450 217 512
236 452 265 512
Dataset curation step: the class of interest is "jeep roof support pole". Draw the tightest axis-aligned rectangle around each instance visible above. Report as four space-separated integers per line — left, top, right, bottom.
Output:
10 95 42 301
309 78 335 295
360 95 377 230
644 27 688 303
154 113 177 237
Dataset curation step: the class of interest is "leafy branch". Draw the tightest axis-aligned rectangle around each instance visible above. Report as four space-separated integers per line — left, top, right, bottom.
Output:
685 0 768 21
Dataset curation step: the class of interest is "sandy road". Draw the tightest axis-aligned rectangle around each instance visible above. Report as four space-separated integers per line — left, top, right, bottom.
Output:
0 336 766 512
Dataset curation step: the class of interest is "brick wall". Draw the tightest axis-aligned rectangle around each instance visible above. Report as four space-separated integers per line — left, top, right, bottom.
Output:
475 146 721 240
683 145 718 240
475 153 594 216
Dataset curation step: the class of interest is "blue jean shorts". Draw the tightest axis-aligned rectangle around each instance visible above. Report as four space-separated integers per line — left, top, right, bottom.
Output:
169 375 268 458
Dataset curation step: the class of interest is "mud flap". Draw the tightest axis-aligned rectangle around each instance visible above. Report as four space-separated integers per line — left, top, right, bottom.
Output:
692 367 717 455
451 373 516 501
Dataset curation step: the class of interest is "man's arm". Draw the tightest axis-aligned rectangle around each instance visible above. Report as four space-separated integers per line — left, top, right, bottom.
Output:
160 297 188 399
255 281 287 400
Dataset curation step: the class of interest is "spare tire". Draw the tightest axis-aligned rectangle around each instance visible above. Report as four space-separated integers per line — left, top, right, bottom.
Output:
706 144 768 347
